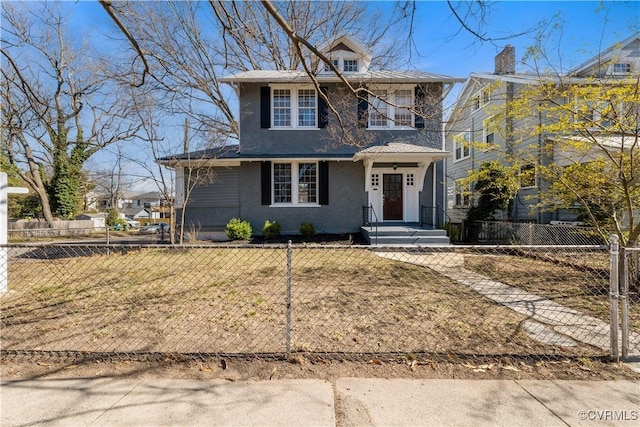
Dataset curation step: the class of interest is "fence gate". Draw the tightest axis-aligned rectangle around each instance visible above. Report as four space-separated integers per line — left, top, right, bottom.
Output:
620 245 640 359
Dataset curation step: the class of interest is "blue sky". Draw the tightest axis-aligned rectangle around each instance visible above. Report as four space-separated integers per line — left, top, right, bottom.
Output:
66 0 640 77
406 0 639 76
18 0 640 191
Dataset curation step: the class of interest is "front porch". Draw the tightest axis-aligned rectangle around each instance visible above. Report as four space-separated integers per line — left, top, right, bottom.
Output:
360 223 450 246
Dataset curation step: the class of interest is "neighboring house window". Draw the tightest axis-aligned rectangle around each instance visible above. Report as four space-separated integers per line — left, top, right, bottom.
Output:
481 87 491 106
520 163 536 188
454 131 471 161
455 180 471 207
368 87 414 129
472 94 481 111
273 162 318 205
343 59 358 72
613 63 631 74
483 117 496 145
271 86 317 128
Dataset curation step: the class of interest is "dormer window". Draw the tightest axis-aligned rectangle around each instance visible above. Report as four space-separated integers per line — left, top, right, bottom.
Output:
323 59 339 72
343 59 358 72
613 63 631 74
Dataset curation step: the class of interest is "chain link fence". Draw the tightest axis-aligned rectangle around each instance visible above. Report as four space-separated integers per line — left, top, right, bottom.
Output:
1 243 636 363
466 221 606 245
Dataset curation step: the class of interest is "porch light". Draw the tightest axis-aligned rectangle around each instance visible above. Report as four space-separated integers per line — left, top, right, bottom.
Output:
392 163 398 170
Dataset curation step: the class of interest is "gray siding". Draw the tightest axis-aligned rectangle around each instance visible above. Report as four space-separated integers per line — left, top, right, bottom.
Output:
239 161 367 235
180 167 241 230
188 167 240 208
238 82 443 156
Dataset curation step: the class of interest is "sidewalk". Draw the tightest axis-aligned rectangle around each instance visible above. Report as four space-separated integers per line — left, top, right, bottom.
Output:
1 377 638 426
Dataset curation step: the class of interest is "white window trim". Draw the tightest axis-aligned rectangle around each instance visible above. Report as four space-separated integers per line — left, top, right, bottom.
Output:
321 54 361 74
454 130 471 162
519 164 537 189
612 62 631 74
270 85 318 130
270 161 321 207
454 180 471 208
367 85 415 130
483 116 496 145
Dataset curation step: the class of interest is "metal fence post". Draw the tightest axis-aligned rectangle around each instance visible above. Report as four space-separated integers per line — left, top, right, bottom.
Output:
620 246 629 359
609 234 619 361
286 240 292 353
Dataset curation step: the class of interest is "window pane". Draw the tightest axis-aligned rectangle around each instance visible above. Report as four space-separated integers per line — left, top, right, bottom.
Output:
298 89 316 127
344 59 358 72
298 163 317 203
395 89 412 126
520 164 536 188
369 90 388 127
273 163 292 203
273 89 291 127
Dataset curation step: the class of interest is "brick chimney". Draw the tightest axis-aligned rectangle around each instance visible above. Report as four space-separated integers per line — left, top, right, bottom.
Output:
495 45 515 75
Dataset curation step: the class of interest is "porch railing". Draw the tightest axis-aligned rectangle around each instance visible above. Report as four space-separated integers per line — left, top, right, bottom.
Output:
362 204 379 245
420 204 450 228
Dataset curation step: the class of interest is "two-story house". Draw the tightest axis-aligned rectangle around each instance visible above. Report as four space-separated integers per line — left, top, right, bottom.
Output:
162 35 462 242
444 32 639 227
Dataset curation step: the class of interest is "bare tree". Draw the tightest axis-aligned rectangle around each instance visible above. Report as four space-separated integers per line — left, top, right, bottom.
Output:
1 2 141 224
89 145 133 212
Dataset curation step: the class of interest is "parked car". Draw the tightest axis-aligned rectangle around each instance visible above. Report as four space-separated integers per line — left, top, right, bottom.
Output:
125 219 140 229
139 222 170 234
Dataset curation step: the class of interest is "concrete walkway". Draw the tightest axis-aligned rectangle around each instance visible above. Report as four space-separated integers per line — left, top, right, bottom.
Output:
1 377 638 426
375 252 640 353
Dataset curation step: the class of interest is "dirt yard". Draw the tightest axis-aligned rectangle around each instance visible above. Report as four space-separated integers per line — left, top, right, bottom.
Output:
2 243 638 382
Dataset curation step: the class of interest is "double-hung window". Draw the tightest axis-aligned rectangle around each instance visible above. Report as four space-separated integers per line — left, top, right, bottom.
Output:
455 180 471 207
272 162 317 205
368 87 414 129
483 116 497 145
271 86 317 128
454 131 471 161
369 89 389 127
520 163 536 188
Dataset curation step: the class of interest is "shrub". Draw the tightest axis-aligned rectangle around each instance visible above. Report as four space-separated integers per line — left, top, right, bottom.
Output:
262 220 282 240
299 222 315 238
225 218 252 240
105 208 121 227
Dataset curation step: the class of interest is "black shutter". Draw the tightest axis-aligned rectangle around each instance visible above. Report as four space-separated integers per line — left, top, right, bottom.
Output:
318 86 329 128
261 161 271 205
414 85 425 129
260 87 270 129
318 161 329 205
357 90 368 128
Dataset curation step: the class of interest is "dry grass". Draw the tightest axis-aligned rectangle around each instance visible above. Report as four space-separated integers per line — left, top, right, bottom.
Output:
463 250 640 331
1 246 608 358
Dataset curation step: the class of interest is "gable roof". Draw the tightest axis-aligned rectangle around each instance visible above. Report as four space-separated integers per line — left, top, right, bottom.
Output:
568 31 640 76
317 33 373 59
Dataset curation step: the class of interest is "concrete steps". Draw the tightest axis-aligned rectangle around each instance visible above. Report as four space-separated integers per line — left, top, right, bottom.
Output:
360 224 450 246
